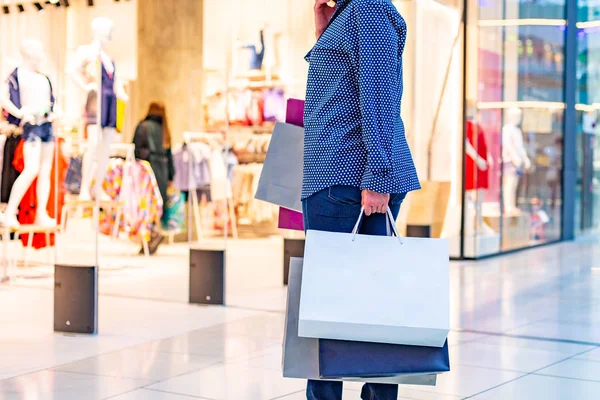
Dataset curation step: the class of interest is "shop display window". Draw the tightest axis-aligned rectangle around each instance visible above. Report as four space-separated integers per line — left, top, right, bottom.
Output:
464 0 565 256
575 0 600 236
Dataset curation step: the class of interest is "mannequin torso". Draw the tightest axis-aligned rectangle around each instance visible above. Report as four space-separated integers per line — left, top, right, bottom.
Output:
0 40 56 228
17 67 52 121
67 17 127 201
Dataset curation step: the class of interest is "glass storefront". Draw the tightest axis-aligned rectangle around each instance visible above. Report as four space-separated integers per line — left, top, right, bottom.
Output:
460 0 566 257
575 0 600 236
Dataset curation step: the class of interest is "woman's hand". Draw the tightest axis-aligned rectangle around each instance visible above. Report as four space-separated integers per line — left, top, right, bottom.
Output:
314 0 336 39
362 190 390 216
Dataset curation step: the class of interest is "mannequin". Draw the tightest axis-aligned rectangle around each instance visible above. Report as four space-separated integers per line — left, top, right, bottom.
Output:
0 39 56 228
464 120 495 235
68 17 128 201
502 108 531 214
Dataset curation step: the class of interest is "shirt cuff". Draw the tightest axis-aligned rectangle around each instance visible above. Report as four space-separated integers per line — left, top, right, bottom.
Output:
360 169 393 194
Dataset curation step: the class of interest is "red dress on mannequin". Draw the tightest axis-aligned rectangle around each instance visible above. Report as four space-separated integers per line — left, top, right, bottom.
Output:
465 120 489 191
13 138 67 249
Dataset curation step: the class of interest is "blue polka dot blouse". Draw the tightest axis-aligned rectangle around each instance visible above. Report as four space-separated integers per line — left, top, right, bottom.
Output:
302 0 421 199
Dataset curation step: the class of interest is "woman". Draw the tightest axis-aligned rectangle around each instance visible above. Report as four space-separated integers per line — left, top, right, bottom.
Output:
303 1 421 399
132 101 174 255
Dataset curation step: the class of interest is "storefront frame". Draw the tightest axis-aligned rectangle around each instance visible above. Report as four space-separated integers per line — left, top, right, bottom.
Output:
455 0 578 259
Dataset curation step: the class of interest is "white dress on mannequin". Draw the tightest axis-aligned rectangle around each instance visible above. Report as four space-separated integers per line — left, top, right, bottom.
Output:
502 108 531 214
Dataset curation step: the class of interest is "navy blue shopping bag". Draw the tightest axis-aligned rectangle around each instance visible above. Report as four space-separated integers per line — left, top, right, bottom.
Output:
319 339 450 378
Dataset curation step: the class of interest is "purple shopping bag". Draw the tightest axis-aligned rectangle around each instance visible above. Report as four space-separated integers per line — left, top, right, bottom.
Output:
279 99 305 231
279 207 305 231
286 98 305 128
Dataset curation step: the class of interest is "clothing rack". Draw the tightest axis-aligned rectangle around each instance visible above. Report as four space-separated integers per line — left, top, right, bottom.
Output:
60 142 150 257
183 131 238 241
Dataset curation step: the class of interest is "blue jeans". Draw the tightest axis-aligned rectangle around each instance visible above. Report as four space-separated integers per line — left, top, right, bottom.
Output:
302 185 406 400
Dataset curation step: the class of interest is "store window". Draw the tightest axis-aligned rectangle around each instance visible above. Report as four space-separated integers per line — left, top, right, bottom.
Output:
464 0 566 256
575 0 600 236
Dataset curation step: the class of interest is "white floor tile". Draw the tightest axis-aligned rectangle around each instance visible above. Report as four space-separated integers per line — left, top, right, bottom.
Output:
275 390 363 400
576 347 600 362
228 345 282 371
147 363 305 400
508 321 600 343
447 331 489 346
537 358 600 382
450 341 573 372
53 347 221 381
0 370 152 400
473 335 595 355
410 365 524 398
471 374 600 400
153 333 281 360
110 388 210 400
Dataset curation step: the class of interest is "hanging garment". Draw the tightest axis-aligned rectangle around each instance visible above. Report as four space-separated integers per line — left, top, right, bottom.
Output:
243 30 265 70
6 68 55 127
161 187 185 232
98 158 163 243
465 120 490 191
84 61 118 129
263 88 286 122
1 136 22 203
13 138 68 249
172 144 211 191
209 148 232 202
64 156 83 195
0 135 6 191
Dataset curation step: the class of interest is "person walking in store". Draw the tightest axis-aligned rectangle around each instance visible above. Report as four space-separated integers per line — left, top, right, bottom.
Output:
132 101 175 255
302 1 420 399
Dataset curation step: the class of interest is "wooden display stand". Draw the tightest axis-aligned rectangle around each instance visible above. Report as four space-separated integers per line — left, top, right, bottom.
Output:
406 181 451 238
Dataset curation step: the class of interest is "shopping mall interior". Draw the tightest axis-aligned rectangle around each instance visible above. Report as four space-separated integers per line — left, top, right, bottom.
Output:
0 0 599 398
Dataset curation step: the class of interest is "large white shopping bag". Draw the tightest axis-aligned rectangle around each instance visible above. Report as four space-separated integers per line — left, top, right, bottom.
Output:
283 257 438 385
298 208 450 348
255 122 304 212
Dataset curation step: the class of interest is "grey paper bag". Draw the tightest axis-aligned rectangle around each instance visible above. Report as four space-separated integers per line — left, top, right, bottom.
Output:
255 122 304 212
283 257 438 386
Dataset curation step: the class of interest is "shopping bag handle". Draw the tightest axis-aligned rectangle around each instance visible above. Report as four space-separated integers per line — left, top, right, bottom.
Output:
352 207 403 245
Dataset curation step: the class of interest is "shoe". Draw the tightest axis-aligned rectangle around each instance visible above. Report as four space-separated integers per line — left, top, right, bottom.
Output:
148 233 165 255
0 213 20 229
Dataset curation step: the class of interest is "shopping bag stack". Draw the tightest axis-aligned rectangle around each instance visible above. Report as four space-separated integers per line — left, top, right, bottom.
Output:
281 209 451 383
253 98 451 384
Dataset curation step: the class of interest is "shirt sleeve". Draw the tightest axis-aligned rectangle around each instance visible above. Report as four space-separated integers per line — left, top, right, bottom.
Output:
352 1 402 193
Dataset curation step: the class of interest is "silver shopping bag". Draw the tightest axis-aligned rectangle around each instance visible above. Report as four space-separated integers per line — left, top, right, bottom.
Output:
255 122 304 212
283 257 438 386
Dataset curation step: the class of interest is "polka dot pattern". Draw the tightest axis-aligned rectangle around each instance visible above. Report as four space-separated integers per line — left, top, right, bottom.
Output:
302 0 421 199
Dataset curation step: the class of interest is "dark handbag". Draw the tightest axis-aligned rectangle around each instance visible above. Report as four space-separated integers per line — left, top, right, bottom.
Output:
64 156 83 195
319 339 450 379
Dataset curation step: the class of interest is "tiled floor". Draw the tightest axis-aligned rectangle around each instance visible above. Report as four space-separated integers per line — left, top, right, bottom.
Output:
1 240 600 399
